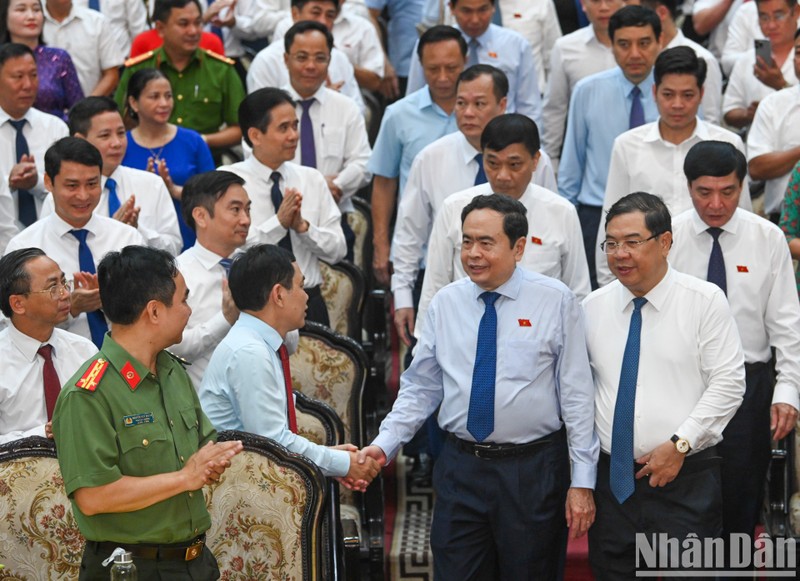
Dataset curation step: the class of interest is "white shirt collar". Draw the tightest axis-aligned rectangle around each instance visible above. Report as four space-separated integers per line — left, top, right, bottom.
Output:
7 321 54 363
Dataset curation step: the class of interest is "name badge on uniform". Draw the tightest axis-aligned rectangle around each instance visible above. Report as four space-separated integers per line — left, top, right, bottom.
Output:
123 413 155 427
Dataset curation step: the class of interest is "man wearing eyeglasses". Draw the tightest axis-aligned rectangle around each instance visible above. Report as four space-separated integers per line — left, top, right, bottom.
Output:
582 192 745 576
0 247 96 445
669 141 800 556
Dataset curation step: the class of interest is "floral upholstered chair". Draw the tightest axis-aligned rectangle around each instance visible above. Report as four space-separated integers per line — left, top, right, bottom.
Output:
320 260 365 340
346 198 372 274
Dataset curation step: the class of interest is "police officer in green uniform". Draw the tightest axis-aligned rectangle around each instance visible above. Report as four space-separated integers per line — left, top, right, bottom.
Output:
53 245 243 580
114 0 245 151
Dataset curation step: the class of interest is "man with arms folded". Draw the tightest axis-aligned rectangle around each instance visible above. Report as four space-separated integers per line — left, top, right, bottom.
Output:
199 244 381 489
361 194 598 580
53 245 243 578
670 141 800 555
0 248 96 444
583 192 745 577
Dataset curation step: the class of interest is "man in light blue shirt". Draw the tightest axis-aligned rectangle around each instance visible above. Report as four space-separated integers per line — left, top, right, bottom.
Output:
199 244 381 487
405 0 543 127
366 0 425 90
361 194 599 579
369 25 464 286
558 5 661 289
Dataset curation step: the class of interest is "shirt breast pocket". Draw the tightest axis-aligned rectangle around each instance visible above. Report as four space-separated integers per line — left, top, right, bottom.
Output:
322 128 345 161
503 338 556 382
118 423 169 475
180 406 200 438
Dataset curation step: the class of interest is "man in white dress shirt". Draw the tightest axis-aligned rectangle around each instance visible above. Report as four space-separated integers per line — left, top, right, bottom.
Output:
596 47 750 286
0 248 96 445
693 0 746 60
670 140 800 550
418 114 591 334
39 97 181 256
722 0 799 131
220 88 345 326
584 191 745 577
43 0 125 96
283 20 371 261
748 30 800 221
720 1 766 75
542 0 623 165
5 137 144 346
74 0 148 57
0 43 69 230
172 170 248 388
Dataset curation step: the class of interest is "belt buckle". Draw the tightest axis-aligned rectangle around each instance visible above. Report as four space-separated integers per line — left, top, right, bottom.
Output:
185 542 203 561
472 443 494 458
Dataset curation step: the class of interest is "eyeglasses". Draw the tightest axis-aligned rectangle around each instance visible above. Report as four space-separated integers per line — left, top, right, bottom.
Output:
287 53 330 65
600 233 660 254
28 281 72 300
758 11 790 24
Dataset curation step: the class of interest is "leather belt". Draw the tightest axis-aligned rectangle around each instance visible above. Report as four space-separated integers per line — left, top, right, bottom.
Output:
447 428 561 460
88 534 206 562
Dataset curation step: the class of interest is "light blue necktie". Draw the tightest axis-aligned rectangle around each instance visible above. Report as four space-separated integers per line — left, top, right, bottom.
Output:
106 177 121 216
474 153 487 186
629 86 645 129
69 229 109 348
467 38 480 68
707 228 727 296
610 297 647 504
467 291 500 442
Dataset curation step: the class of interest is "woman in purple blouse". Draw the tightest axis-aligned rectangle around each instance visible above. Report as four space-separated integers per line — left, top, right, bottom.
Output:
0 0 83 120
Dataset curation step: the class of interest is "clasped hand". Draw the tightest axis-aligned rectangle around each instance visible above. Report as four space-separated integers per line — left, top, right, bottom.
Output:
332 444 384 492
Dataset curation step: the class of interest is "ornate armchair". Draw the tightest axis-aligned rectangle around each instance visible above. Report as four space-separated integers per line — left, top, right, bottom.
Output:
320 260 366 340
347 197 372 275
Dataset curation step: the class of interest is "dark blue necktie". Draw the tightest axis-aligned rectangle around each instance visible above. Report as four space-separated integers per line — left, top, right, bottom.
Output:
629 86 645 129
299 99 317 168
270 172 293 252
88 0 99 10
610 297 647 504
707 227 727 296
474 153 487 186
467 291 500 442
219 257 233 277
106 177 121 216
9 119 36 226
69 229 109 348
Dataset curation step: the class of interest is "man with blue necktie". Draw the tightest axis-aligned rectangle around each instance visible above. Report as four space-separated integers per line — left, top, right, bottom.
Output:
4 137 144 347
361 194 598 580
582 192 745 578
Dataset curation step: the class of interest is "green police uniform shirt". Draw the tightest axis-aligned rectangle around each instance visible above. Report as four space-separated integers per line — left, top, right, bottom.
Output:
115 47 245 136
52 333 217 544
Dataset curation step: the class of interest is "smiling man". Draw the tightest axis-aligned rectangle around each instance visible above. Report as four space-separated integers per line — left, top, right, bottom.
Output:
362 192 598 580
4 137 144 347
583 191 745 577
596 46 750 286
220 87 345 326
669 141 800 558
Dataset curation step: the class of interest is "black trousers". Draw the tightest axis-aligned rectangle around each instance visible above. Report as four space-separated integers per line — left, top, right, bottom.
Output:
589 449 723 581
430 428 569 581
577 204 602 290
304 284 329 327
80 541 219 580
719 362 774 539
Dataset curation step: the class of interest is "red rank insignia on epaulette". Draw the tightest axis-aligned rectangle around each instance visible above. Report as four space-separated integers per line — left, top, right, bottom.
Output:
531 236 543 245
488 52 498 58
121 361 141 390
737 265 749 273
519 319 532 327
76 359 108 391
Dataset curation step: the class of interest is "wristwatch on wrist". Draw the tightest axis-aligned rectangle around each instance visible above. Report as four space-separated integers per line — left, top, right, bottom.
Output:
671 435 691 454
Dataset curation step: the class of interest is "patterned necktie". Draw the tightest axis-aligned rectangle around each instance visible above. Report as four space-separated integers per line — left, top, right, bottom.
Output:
610 297 648 504
69 229 109 347
467 291 500 442
707 228 727 296
38 344 61 421
9 119 36 226
473 153 487 186
468 37 480 68
299 99 317 168
219 257 233 277
278 344 298 433
629 86 645 129
270 172 293 252
106 177 121 216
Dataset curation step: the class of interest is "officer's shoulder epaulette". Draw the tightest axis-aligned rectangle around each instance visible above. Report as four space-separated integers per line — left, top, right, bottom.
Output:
204 49 235 65
75 358 110 392
165 349 192 368
124 51 154 68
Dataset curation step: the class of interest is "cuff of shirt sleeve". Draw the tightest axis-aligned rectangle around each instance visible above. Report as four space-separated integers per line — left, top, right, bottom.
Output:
329 448 351 478
772 383 800 411
370 433 400 465
393 288 414 310
570 461 597 490
676 418 705 453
